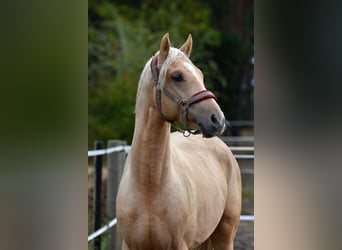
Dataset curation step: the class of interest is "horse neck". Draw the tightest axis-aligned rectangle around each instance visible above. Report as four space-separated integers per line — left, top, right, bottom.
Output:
130 72 171 189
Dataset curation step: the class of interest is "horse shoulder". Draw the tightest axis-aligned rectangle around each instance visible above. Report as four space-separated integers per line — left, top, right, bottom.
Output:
169 134 231 244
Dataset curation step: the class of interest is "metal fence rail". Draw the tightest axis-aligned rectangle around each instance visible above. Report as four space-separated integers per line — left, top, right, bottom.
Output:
88 140 254 245
88 214 255 242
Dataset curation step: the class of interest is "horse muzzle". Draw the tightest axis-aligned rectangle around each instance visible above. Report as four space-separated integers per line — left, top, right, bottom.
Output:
196 111 226 138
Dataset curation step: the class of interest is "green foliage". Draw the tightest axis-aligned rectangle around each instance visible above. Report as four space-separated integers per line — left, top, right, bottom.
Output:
88 0 254 146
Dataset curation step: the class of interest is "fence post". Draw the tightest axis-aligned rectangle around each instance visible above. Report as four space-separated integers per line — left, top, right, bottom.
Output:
107 140 126 250
93 141 103 250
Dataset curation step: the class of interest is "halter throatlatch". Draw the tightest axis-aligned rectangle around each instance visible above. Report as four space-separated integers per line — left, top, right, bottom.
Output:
150 54 217 137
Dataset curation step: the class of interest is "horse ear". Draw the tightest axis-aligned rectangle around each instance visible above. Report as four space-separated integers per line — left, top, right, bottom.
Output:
179 34 192 57
160 33 171 63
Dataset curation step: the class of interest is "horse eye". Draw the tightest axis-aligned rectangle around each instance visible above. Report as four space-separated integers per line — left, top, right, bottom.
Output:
171 73 183 82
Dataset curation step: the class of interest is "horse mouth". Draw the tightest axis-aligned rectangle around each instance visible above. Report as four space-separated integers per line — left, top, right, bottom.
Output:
197 121 225 138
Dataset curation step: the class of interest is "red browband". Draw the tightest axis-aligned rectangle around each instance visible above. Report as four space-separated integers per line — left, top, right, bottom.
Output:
189 90 217 106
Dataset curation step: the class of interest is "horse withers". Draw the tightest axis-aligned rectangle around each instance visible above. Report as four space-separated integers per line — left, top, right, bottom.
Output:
116 33 241 250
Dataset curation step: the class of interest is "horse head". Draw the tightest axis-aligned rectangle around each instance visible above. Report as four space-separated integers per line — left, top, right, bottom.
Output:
151 33 226 138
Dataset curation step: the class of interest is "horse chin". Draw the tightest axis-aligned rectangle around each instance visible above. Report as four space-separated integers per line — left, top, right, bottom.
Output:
187 117 225 138
197 122 223 138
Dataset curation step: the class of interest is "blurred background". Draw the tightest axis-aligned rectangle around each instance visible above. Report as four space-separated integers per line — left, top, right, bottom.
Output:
2 0 341 250
88 0 254 145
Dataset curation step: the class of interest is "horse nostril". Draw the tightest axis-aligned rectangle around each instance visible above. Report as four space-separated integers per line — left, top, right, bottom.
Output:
210 113 219 125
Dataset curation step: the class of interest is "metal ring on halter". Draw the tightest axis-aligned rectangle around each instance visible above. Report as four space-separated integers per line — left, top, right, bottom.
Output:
183 130 191 137
179 99 189 108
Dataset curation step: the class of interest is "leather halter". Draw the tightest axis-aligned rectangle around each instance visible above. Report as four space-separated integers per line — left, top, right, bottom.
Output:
150 54 217 136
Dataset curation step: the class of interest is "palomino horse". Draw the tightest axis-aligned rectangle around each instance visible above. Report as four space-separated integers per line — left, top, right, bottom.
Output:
116 33 241 250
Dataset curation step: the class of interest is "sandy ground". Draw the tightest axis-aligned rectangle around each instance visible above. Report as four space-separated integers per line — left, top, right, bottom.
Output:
236 170 254 249
235 220 254 250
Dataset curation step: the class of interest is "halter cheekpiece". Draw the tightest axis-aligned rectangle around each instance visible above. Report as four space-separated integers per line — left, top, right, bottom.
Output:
150 54 217 137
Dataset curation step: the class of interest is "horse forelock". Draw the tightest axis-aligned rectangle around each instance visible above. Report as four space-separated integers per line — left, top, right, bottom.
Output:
135 48 185 113
158 48 186 88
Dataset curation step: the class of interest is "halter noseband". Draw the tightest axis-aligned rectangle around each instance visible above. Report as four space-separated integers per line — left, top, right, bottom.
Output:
150 55 217 137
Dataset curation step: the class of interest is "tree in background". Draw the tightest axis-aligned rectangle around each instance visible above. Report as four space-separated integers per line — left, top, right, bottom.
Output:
88 0 253 145
209 0 254 135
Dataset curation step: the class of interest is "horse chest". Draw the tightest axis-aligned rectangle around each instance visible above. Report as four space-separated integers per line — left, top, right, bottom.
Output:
119 181 188 223
117 184 189 248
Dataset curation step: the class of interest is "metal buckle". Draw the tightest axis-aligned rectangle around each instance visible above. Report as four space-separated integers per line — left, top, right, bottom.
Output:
179 99 189 109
